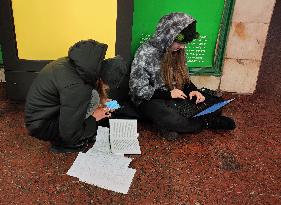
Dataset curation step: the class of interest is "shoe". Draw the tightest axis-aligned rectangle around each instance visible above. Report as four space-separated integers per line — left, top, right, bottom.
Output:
159 130 179 141
50 143 86 153
204 116 236 130
200 87 222 97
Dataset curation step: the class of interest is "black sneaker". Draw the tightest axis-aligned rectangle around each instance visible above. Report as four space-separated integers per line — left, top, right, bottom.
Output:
50 143 87 153
159 130 179 141
205 116 236 130
200 87 222 97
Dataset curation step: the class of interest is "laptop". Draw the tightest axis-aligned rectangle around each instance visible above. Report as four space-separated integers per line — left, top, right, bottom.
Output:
167 96 234 118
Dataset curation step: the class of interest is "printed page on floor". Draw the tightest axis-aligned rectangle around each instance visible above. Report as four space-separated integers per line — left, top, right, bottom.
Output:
109 119 141 154
67 151 135 194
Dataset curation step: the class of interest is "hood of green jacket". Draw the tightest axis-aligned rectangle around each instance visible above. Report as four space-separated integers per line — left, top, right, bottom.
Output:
68 39 108 86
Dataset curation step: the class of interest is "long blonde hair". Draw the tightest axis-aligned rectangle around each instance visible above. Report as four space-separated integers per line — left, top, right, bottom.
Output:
161 48 190 90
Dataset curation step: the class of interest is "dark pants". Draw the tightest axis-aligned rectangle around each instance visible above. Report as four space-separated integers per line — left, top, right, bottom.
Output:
29 117 97 147
27 118 62 145
139 99 206 133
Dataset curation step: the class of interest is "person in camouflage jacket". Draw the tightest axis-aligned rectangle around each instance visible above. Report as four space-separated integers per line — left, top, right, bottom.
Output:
129 12 235 140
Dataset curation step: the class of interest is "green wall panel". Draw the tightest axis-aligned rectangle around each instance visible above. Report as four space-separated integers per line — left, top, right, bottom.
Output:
131 0 234 75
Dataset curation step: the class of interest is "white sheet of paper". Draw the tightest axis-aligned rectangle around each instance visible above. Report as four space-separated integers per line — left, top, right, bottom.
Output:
82 167 136 194
109 119 141 154
79 151 132 170
67 151 135 194
109 119 137 139
67 120 141 194
87 126 111 154
110 139 141 154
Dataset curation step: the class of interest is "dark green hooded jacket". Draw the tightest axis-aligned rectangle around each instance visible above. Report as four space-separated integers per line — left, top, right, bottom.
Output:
24 40 107 145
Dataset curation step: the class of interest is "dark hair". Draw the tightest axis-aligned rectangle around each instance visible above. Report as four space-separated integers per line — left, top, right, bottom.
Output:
174 21 199 43
96 79 109 106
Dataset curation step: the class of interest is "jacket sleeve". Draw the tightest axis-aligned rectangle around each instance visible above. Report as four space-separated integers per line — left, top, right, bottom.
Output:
59 84 97 145
183 81 198 95
129 51 156 104
151 89 171 100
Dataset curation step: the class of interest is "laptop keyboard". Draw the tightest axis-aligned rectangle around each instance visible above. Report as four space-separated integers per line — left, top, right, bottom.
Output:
168 96 223 118
175 101 208 118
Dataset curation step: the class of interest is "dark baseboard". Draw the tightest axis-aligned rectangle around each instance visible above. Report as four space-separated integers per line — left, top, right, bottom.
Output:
0 82 7 100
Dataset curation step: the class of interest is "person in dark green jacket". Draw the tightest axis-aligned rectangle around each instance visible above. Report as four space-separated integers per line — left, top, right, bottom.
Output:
25 39 115 153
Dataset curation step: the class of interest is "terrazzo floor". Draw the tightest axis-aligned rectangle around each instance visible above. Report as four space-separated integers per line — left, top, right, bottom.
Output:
0 2 280 205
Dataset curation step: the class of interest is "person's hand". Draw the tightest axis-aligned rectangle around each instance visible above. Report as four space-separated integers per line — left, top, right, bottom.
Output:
189 91 205 104
91 106 111 121
170 89 188 99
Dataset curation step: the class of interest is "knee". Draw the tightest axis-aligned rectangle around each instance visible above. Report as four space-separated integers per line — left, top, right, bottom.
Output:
183 119 204 133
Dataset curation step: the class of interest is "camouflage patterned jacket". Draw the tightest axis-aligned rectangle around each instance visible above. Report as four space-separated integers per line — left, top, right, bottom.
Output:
129 12 196 106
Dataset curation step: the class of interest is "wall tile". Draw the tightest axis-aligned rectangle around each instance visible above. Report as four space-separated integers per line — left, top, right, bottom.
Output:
220 58 261 93
0 69 5 82
232 0 276 23
225 22 269 60
190 76 221 90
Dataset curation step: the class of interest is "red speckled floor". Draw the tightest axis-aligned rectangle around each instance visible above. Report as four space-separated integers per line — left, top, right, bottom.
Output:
1 2 281 205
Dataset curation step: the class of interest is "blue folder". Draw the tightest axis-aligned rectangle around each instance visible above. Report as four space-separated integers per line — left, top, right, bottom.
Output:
193 98 235 117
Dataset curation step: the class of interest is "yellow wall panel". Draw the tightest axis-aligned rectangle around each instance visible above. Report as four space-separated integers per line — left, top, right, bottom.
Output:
12 0 117 60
